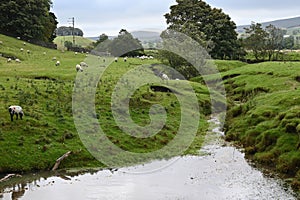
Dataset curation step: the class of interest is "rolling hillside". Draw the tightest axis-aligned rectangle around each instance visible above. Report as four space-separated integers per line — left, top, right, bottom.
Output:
237 16 300 33
0 33 211 173
53 35 95 50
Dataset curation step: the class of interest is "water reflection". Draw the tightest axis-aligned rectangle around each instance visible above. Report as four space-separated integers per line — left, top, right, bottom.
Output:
0 116 298 200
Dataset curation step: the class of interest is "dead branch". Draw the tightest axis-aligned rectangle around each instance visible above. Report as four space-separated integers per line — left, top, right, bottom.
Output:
52 151 72 171
0 174 22 182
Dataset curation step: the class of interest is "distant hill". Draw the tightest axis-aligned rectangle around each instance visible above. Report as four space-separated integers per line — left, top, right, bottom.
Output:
237 16 300 33
131 31 162 42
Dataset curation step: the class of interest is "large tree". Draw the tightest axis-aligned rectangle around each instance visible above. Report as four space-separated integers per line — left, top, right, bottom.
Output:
0 0 58 42
164 0 240 59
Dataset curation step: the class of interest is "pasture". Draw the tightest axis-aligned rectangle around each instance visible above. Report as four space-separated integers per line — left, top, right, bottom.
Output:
0 34 211 172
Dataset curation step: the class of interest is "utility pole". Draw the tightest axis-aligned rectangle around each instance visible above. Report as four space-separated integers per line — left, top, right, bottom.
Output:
68 17 75 45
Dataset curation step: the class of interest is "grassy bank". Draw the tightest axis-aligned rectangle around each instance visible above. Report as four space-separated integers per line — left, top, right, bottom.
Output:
0 34 211 173
218 61 300 191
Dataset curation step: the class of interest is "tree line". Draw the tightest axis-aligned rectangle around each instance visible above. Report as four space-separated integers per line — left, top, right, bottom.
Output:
0 0 58 43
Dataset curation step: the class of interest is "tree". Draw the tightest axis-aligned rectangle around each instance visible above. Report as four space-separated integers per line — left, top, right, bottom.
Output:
56 26 84 36
244 23 286 61
265 24 285 60
109 29 144 57
64 41 73 50
0 0 58 42
283 35 294 50
94 33 109 46
243 23 268 61
164 0 240 59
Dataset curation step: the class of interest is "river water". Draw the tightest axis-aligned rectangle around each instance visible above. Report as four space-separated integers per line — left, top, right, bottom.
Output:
0 116 298 200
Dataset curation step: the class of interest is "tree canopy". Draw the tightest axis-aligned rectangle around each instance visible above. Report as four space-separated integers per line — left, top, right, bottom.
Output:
164 0 240 59
0 0 58 42
94 29 144 57
243 23 286 61
56 26 84 37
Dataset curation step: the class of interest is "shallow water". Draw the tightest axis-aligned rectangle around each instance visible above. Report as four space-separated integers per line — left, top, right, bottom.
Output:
0 116 298 200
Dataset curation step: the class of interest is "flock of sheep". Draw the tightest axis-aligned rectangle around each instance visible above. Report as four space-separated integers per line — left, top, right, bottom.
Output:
1 38 173 122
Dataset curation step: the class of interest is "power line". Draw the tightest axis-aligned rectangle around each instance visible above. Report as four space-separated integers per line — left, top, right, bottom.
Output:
68 17 75 45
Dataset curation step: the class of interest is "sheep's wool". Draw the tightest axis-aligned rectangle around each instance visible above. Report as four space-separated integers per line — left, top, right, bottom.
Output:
9 105 22 113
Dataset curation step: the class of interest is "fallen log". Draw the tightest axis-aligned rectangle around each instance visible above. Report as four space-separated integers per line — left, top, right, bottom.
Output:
52 151 72 171
0 174 21 182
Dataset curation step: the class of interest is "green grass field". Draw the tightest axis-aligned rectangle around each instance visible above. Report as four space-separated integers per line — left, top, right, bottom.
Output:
53 36 95 50
1 33 300 192
218 61 300 191
0 34 212 173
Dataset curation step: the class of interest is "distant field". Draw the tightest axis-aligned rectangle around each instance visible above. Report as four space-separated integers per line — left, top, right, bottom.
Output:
53 36 95 50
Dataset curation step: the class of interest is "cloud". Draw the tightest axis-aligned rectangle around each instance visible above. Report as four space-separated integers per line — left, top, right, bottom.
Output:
51 0 300 36
205 0 300 25
51 0 176 36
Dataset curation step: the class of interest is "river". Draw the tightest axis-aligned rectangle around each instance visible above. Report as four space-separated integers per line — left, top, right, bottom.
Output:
0 116 298 200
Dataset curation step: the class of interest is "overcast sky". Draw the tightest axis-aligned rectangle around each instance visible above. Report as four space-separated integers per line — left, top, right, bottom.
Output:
50 0 300 37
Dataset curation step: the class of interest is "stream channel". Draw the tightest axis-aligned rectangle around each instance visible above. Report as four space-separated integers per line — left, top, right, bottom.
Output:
0 116 298 200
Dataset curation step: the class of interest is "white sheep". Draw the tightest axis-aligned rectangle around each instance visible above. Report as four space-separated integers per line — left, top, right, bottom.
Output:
161 73 170 80
123 57 128 62
55 60 60 66
43 52 46 55
76 64 83 72
7 58 12 63
80 62 88 67
75 52 78 55
23 42 26 46
20 48 24 52
114 57 118 62
8 105 24 122
140 55 148 60
52 57 57 61
26 50 30 54
0 41 3 45
15 58 21 63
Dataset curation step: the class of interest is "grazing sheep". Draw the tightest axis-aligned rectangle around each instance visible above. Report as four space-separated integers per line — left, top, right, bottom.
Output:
123 57 128 62
43 52 46 55
8 105 24 122
15 58 21 63
20 48 24 52
161 73 170 80
52 57 57 61
140 55 148 60
7 58 12 63
55 60 60 66
114 57 118 62
23 42 26 46
26 50 30 54
76 64 83 72
17 37 20 40
0 41 3 45
75 52 78 55
80 62 88 67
